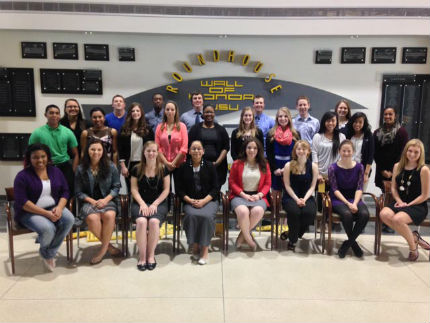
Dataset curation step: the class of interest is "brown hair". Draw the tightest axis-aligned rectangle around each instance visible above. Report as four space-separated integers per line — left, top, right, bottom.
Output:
121 102 149 137
136 141 165 180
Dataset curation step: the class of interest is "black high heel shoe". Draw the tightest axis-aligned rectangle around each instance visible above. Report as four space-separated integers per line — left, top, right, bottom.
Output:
137 263 147 271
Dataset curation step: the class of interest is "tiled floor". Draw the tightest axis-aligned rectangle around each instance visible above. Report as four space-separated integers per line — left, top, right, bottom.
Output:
0 230 429 323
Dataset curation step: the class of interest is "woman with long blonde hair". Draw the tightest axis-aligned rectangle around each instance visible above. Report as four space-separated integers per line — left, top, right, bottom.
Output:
130 141 170 271
230 106 264 160
282 140 318 250
266 107 300 193
379 139 430 261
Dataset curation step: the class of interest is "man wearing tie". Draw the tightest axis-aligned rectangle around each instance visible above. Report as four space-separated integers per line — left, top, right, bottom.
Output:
180 92 204 131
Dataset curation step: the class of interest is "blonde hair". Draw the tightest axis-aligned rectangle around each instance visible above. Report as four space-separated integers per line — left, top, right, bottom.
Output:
236 106 258 138
289 140 311 174
397 139 426 174
136 141 165 180
268 107 299 142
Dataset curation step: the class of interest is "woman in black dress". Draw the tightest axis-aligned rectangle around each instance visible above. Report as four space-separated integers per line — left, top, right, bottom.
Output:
379 139 430 261
230 106 264 160
188 104 229 188
130 141 170 271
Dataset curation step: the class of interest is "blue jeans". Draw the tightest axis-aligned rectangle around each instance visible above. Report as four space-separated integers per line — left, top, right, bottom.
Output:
19 208 74 259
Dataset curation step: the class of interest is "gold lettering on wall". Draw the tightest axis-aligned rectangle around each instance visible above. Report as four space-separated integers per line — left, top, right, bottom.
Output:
197 54 206 65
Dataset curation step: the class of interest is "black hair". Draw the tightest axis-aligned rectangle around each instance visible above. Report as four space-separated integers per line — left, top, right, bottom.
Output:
45 104 60 114
203 103 215 112
90 107 106 117
319 111 341 158
345 112 371 138
24 143 52 168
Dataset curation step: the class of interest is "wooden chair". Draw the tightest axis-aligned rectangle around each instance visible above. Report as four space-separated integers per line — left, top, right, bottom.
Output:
4 187 72 275
173 193 226 254
222 191 277 254
321 191 381 255
378 180 430 257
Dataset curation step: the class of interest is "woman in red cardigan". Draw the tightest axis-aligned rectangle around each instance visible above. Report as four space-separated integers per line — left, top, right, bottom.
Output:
229 138 271 251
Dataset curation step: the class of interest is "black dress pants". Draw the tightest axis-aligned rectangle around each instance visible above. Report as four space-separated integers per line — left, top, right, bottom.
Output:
332 203 369 243
283 197 317 243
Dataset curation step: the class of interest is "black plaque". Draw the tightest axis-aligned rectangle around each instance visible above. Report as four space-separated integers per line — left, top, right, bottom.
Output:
0 133 31 160
315 50 332 64
53 42 78 59
61 70 82 93
84 44 109 61
341 47 366 64
41 70 62 93
402 47 427 64
21 42 47 59
0 68 35 116
372 47 396 63
118 47 135 61
82 69 102 94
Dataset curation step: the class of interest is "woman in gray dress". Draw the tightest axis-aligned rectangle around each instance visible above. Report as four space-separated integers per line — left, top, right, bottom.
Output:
228 138 271 251
75 139 122 265
177 140 219 265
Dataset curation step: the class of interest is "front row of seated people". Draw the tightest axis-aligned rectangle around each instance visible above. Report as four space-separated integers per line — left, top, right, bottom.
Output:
13 136 430 271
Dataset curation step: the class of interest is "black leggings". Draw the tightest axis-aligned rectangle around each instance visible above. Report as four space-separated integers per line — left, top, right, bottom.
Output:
283 197 317 243
332 203 369 243
55 160 74 197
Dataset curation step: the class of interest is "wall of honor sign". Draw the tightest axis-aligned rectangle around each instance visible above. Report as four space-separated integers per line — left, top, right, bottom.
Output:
83 76 367 121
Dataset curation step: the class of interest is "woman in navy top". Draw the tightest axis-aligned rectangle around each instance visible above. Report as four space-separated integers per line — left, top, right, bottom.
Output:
282 140 318 250
266 107 300 193
328 140 369 258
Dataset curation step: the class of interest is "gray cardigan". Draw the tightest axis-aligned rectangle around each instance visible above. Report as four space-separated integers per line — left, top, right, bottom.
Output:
75 162 121 203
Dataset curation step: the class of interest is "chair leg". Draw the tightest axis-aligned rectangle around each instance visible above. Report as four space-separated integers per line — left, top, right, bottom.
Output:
9 232 15 275
172 210 176 254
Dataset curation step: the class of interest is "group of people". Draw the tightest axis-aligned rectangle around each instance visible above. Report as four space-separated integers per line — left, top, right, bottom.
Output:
13 92 430 273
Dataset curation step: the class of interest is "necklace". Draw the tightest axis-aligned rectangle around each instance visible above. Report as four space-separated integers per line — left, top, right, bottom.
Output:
399 170 414 194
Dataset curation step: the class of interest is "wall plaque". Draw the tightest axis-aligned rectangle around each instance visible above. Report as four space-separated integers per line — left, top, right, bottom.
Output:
84 44 109 61
53 43 78 60
21 42 47 59
372 47 396 64
402 47 427 64
118 47 135 61
341 47 366 64
315 50 332 64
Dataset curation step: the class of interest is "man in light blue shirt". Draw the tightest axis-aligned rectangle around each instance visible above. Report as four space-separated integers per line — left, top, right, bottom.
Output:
292 95 320 145
180 92 204 131
145 93 164 133
253 95 275 152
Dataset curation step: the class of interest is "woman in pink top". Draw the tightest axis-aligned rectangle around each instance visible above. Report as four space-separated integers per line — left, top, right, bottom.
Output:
155 101 188 189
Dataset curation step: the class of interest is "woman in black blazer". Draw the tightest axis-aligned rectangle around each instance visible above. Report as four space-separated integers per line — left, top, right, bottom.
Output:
176 140 219 265
341 112 374 188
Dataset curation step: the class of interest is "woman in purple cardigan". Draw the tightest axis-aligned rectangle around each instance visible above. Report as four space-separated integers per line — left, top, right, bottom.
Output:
13 143 74 272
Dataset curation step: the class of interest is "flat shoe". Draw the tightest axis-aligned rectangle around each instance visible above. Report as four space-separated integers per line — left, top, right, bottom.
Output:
90 256 103 265
408 248 419 262
147 261 157 270
190 254 200 261
351 241 364 258
287 242 296 252
137 263 147 271
198 258 208 265
42 258 55 272
413 231 430 250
